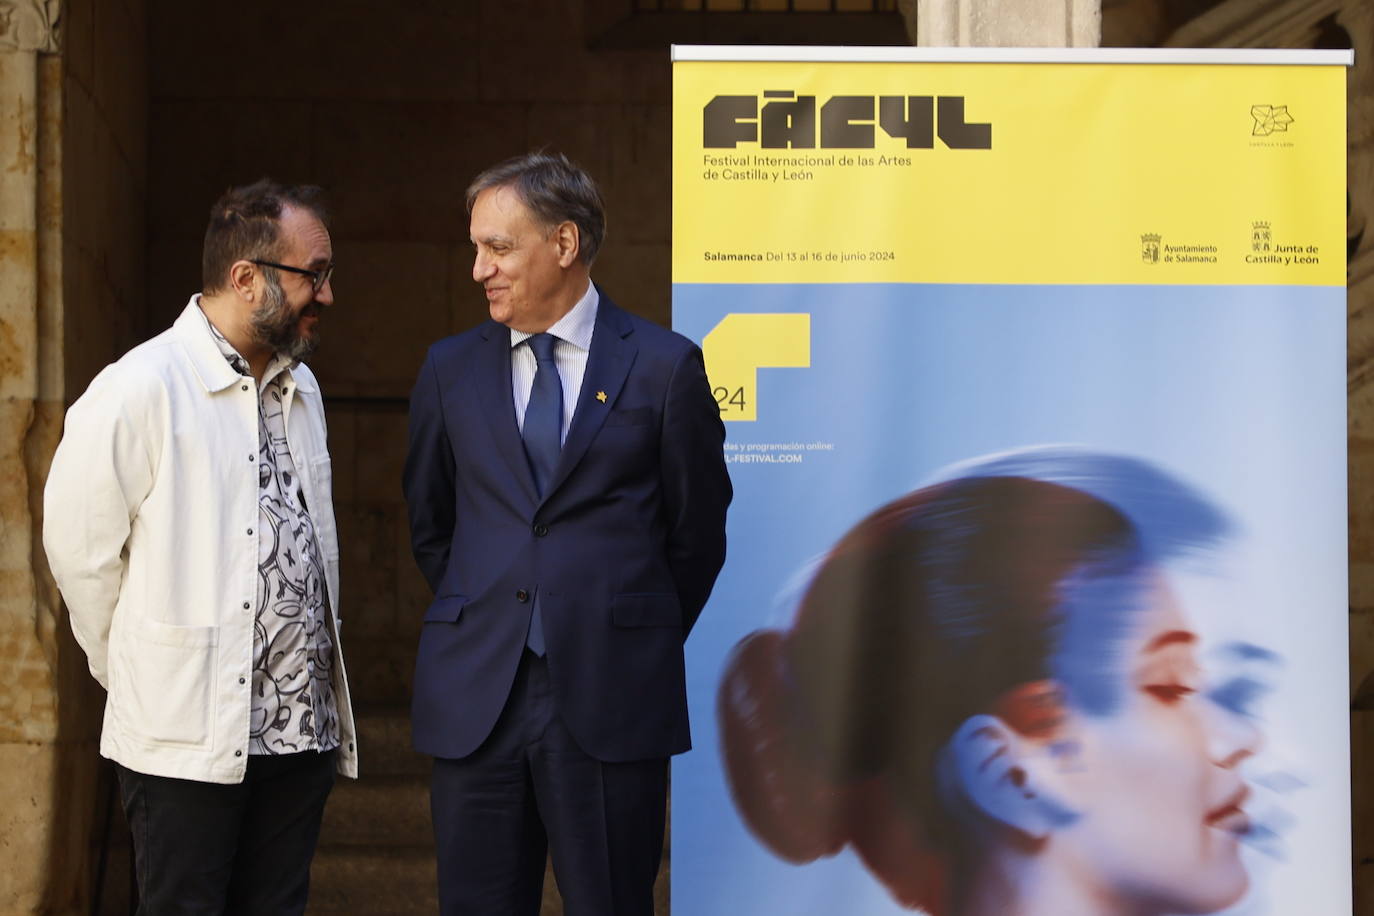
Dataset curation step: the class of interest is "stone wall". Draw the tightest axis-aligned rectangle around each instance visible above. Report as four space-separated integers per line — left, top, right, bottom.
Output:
0 0 147 912
61 0 148 391
0 36 66 912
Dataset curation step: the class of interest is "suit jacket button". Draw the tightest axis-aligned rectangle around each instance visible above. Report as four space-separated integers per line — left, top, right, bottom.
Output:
533 524 549 537
515 589 530 602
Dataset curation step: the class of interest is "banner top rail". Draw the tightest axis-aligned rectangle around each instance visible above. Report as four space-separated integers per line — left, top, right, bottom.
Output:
670 45 1354 66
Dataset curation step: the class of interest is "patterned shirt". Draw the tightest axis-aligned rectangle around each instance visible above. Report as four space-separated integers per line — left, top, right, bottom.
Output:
198 304 340 755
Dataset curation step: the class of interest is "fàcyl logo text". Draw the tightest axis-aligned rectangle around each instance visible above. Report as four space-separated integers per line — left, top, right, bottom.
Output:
703 92 993 150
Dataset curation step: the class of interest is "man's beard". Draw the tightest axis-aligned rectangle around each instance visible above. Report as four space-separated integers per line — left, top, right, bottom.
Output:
249 272 320 362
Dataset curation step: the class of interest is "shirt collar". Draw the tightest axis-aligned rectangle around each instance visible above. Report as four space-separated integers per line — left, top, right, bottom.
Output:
509 281 599 352
195 295 296 385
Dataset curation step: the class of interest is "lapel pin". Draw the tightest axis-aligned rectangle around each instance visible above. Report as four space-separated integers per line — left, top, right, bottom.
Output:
596 391 607 403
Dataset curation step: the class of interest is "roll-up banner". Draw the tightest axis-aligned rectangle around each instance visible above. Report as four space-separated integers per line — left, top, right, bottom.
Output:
671 47 1353 916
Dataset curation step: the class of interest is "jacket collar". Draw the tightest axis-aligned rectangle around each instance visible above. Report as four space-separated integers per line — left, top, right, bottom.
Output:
172 296 317 394
172 297 242 393
548 293 636 496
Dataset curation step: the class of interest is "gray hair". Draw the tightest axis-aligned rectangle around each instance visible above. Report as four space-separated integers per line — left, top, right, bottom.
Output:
466 152 606 265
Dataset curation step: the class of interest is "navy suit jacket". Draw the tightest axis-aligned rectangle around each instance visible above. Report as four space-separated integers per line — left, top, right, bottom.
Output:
404 292 732 762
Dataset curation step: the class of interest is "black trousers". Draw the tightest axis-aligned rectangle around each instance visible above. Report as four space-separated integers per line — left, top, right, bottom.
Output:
431 650 669 916
116 749 336 916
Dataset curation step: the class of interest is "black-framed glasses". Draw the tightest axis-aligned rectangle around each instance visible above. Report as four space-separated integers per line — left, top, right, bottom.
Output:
250 259 334 294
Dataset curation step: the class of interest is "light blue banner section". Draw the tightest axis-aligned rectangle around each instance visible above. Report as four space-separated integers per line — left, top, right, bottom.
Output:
672 282 1348 916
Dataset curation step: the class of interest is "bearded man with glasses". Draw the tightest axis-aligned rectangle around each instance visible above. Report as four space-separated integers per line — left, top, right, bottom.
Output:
43 179 357 914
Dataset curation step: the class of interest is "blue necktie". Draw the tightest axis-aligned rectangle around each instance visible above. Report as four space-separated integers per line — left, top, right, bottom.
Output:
522 333 562 655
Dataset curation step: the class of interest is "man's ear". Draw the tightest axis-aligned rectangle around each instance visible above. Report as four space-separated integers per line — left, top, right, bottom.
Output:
944 714 1078 840
554 221 581 268
229 261 257 301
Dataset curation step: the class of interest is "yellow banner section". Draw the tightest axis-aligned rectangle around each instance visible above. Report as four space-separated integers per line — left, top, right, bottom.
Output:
673 61 1345 286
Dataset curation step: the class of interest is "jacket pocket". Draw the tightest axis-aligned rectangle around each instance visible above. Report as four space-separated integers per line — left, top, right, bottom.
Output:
610 593 682 628
306 455 340 562
309 454 333 494
424 594 468 624
115 619 219 747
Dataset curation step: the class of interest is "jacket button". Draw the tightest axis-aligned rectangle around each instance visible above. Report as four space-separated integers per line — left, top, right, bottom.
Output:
239 677 246 685
515 589 530 602
241 384 249 392
247 528 254 536
242 601 250 610
533 524 549 537
235 750 243 757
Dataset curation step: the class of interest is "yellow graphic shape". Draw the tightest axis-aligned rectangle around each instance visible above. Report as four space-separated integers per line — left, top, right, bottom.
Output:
703 313 811 422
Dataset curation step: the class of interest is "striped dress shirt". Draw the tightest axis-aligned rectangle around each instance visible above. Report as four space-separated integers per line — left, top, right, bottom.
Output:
510 282 599 442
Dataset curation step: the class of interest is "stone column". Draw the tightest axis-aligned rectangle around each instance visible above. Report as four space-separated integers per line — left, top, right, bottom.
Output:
0 2 89 914
900 0 1102 47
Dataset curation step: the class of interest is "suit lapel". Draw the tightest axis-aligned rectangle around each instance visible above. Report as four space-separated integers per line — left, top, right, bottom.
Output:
474 322 540 504
544 296 637 499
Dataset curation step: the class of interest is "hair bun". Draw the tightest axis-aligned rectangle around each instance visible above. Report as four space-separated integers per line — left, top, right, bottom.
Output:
717 629 845 863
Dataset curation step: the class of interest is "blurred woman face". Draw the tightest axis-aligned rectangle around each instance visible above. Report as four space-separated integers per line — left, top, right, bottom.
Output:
1048 574 1260 914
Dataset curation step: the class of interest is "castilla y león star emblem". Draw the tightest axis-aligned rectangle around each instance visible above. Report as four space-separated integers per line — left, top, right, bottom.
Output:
1251 105 1294 137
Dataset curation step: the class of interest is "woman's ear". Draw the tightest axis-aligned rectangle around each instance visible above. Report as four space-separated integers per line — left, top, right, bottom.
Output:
943 714 1079 840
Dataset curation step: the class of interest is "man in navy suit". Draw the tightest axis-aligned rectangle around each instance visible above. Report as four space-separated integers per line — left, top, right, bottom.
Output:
403 152 731 915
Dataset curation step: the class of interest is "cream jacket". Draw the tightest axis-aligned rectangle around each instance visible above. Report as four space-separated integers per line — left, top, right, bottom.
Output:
44 298 358 783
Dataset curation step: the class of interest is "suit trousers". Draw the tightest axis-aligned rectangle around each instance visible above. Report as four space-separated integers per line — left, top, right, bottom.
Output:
430 649 669 916
115 749 336 915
